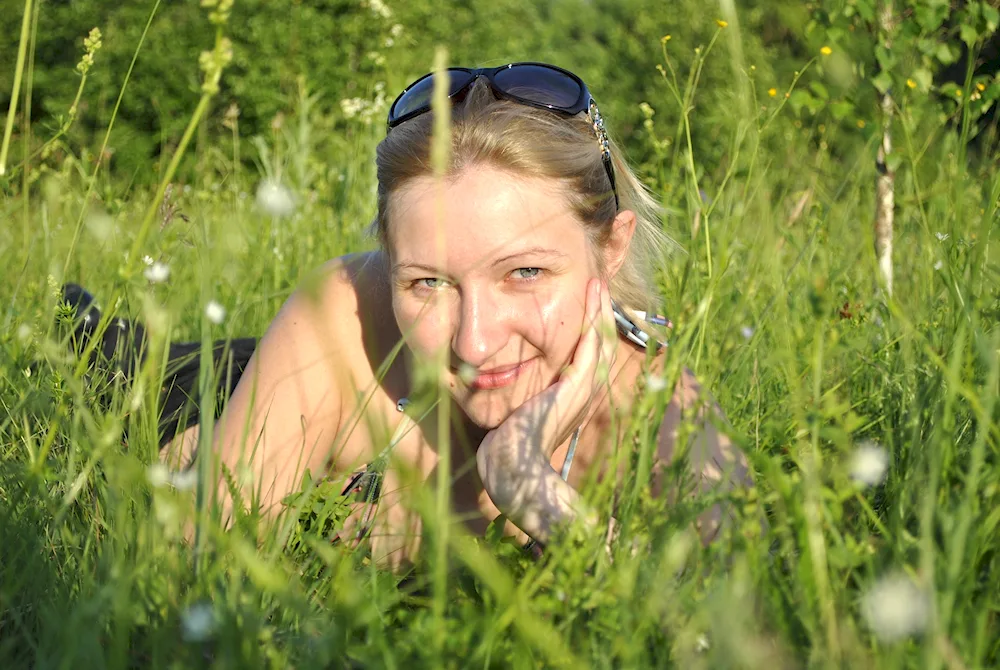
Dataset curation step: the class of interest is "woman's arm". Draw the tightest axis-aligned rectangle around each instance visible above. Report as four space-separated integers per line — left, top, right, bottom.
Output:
654 368 753 543
207 265 353 526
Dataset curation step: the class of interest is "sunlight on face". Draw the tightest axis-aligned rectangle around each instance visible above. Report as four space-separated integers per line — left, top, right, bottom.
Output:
388 165 601 429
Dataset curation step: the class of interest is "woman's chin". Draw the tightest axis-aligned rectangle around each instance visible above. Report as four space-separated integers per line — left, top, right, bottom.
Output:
457 393 528 431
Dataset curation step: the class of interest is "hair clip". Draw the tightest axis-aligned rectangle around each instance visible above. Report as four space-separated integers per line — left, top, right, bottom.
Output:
588 99 611 162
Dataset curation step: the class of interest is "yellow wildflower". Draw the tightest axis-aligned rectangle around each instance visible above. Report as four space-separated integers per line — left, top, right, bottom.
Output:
661 34 671 44
976 82 986 92
955 89 962 97
906 79 917 89
768 87 777 97
820 46 833 56
857 119 866 129
716 19 728 28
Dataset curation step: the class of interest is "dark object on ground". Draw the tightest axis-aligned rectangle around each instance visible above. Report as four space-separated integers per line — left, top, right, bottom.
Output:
59 283 258 448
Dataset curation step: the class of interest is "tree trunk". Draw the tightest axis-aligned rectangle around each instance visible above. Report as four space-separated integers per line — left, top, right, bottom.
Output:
874 1 896 297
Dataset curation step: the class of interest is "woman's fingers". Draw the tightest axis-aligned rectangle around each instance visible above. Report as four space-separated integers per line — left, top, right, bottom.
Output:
599 280 618 373
559 278 603 393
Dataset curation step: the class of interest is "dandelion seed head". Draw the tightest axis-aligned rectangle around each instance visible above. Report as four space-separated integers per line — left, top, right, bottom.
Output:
861 573 929 642
144 262 170 283
646 374 668 392
458 362 477 385
169 468 198 492
181 601 217 643
255 180 295 218
148 463 169 488
850 441 889 487
205 300 226 325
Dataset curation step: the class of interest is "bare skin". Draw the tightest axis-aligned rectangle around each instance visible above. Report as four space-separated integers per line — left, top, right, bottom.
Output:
164 167 752 568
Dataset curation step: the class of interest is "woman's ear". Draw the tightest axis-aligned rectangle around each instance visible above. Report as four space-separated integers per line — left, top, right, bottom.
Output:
603 209 637 279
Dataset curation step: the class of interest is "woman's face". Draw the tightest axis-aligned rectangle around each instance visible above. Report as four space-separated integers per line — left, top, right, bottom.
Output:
388 165 602 429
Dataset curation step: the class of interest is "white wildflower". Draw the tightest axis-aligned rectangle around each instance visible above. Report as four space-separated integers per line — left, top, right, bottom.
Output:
340 97 365 119
148 463 169 488
148 463 198 491
861 573 929 642
144 261 170 283
16 323 32 342
935 232 949 242
695 634 711 652
458 362 477 385
740 325 754 340
849 441 889 487
255 179 295 218
645 374 668 392
142 254 154 266
169 468 199 492
390 23 403 38
365 0 392 19
23 367 31 379
933 260 943 271
205 300 226 325
181 601 217 643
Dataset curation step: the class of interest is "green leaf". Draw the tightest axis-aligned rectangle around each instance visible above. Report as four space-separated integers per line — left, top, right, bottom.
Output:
829 100 854 120
855 0 876 22
912 68 933 92
959 23 979 48
789 90 821 115
809 81 830 101
984 3 1000 32
886 152 904 173
872 70 893 94
935 42 959 65
875 45 895 71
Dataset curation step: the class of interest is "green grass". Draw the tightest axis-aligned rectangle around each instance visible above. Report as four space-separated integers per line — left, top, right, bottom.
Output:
2 6 1000 669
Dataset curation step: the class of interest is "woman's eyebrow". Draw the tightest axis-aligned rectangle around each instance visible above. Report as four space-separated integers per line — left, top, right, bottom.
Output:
391 261 441 275
490 247 568 267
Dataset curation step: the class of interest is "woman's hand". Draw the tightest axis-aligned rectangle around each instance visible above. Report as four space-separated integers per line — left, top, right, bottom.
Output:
476 277 617 545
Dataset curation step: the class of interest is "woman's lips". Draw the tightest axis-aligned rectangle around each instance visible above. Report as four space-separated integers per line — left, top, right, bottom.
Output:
468 358 536 390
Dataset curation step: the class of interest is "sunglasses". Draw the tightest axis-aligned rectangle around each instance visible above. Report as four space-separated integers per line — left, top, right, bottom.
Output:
387 62 618 210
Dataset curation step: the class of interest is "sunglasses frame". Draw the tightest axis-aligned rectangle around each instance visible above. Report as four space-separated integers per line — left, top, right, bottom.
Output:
386 62 618 210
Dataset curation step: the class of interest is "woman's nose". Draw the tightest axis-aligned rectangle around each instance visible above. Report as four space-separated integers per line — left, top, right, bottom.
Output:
451 289 507 367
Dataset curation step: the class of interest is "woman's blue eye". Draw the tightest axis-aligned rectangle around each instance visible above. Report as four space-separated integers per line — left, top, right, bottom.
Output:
513 267 541 280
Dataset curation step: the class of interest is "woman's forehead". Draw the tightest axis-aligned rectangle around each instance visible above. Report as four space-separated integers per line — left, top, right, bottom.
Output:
387 167 591 268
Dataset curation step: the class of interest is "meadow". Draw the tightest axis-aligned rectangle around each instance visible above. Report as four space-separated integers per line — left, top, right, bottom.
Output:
1 0 999 667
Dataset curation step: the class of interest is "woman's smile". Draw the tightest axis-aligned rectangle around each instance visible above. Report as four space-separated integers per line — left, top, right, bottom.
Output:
467 358 538 391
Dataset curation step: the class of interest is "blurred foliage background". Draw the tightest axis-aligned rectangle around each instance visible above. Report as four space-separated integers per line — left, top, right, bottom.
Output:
2 0 995 191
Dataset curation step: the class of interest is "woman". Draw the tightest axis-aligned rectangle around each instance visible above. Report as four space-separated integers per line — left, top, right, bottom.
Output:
67 63 752 568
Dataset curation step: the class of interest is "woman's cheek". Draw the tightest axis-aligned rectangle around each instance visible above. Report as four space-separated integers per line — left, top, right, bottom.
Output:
395 296 454 358
532 292 582 360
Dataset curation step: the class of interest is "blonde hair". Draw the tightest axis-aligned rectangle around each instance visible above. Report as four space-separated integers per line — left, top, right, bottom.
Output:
372 79 675 312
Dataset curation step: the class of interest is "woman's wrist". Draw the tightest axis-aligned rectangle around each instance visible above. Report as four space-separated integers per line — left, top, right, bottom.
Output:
477 432 597 544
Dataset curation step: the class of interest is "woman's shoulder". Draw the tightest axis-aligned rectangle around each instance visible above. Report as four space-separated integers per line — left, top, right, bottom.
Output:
293 250 404 385
294 252 393 330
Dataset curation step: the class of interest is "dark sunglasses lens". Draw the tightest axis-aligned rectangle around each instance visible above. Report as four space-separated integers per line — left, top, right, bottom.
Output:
391 71 474 122
494 65 583 109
